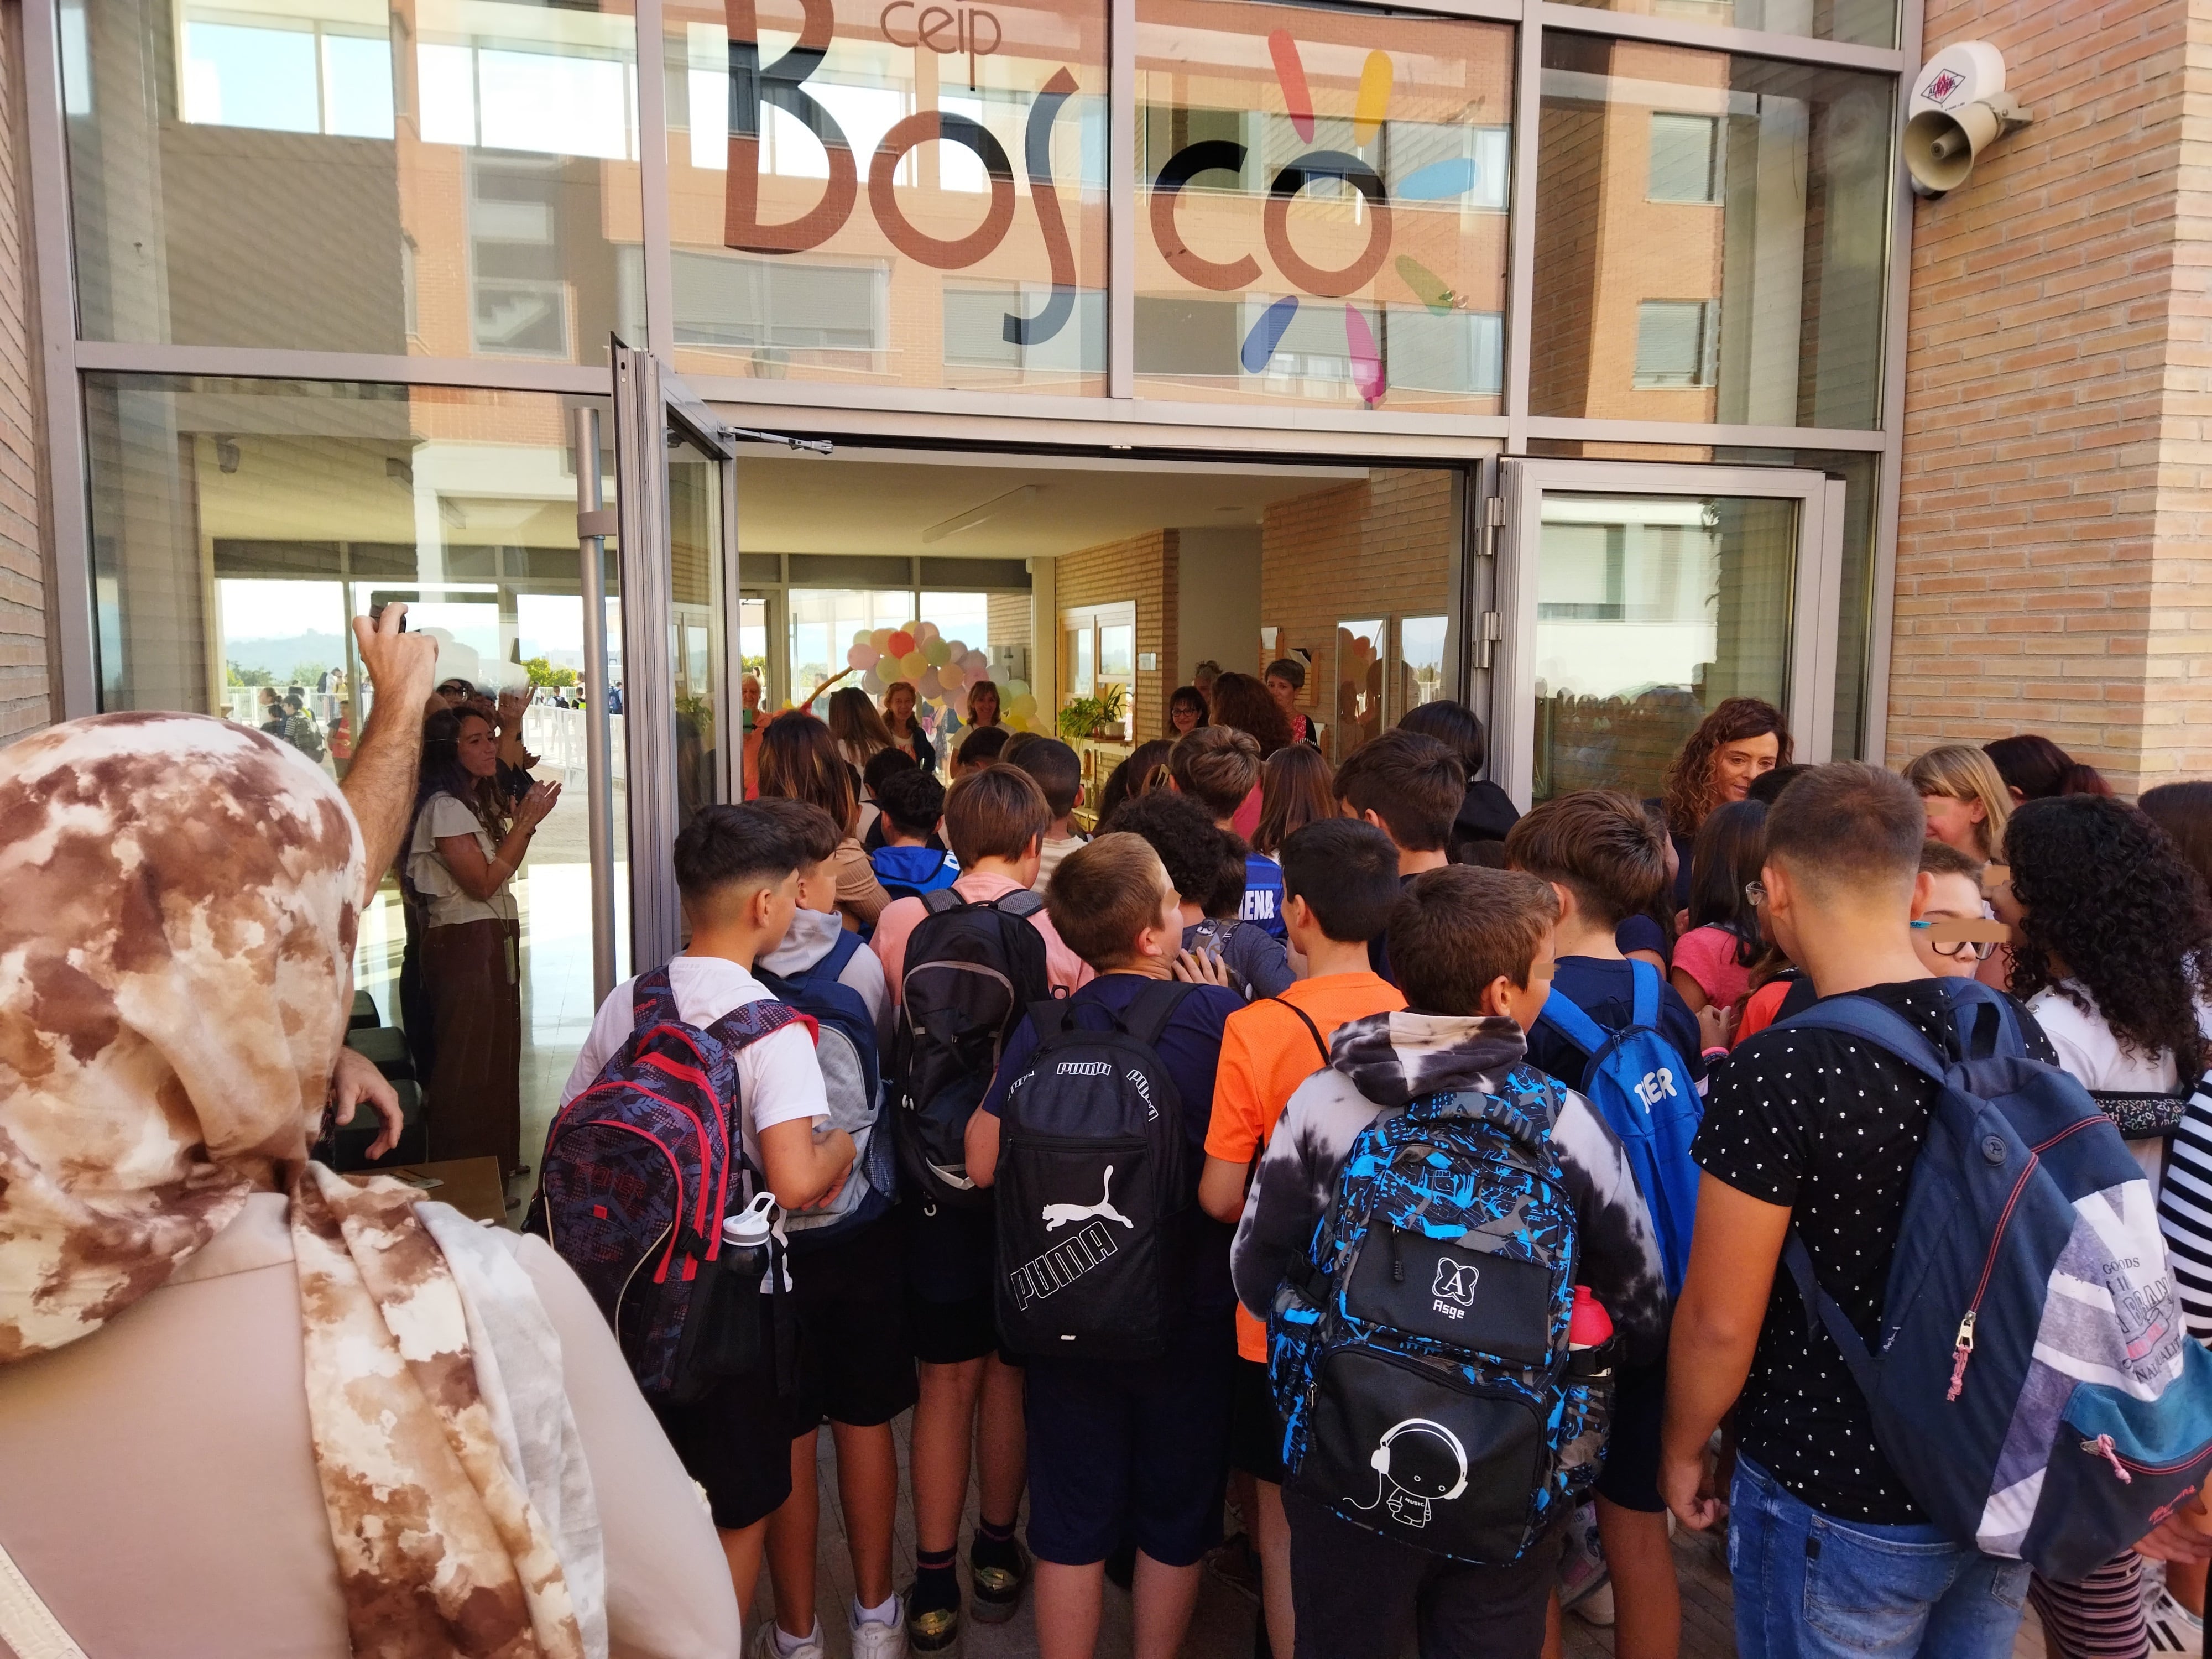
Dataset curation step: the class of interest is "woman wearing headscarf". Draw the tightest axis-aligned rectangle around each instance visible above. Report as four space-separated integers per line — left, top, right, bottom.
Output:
0 712 738 1659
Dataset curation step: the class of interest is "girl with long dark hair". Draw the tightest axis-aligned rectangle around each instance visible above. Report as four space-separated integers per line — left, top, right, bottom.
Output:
1251 742 1335 855
758 711 890 931
1208 671 1292 758
828 685 896 772
1668 799 1766 1019
408 707 560 1175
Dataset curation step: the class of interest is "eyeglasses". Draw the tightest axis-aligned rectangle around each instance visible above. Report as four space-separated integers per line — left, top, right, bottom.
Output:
1744 881 1767 906
1910 920 1998 962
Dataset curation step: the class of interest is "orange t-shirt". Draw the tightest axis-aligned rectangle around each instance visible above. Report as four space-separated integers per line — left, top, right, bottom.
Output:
1206 970 1406 1361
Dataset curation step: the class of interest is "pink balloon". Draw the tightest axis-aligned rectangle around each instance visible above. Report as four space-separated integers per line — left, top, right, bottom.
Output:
946 682 969 716
917 620 941 642
963 650 989 672
919 666 943 697
847 643 878 669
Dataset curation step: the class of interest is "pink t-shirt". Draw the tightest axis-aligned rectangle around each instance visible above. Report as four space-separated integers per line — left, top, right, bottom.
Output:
1672 924 1755 1011
1231 784 1263 842
872 870 1095 1005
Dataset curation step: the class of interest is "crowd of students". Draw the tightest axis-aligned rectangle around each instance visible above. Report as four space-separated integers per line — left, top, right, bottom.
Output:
11 601 2212 1659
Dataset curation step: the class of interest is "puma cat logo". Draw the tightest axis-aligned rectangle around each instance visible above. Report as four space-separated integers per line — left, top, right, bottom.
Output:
1041 1165 1135 1231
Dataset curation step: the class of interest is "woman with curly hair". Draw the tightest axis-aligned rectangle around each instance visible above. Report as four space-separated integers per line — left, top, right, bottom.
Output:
758 711 890 931
1208 670 1293 760
1656 697 1790 905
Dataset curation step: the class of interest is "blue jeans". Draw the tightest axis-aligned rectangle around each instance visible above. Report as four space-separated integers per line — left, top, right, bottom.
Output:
1728 1454 2031 1658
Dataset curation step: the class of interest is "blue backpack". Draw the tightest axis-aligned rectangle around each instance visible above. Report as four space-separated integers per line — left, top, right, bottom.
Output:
1535 961 1702 1296
754 928 896 1245
1267 1069 1614 1564
873 844 961 906
1776 981 2212 1581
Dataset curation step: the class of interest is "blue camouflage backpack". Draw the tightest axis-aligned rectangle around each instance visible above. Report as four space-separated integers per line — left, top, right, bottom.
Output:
1775 979 2212 1581
1535 961 1700 1295
754 928 896 1246
1267 1068 1615 1564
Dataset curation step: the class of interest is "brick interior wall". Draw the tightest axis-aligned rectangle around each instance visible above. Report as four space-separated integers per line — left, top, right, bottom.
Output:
0 1 45 744
1889 0 2209 790
1052 530 1176 736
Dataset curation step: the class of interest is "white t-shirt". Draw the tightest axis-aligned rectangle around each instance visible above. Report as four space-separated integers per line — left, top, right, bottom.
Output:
559 956 828 1172
408 792 518 927
2027 982 2212 1190
1034 832 1087 894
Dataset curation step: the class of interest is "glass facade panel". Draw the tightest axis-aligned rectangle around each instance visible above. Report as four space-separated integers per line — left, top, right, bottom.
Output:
66 0 640 360
662 0 1108 390
84 373 628 1173
1548 0 1898 50
1532 36 1893 428
669 434 727 823
1136 0 1511 413
1530 489 1795 803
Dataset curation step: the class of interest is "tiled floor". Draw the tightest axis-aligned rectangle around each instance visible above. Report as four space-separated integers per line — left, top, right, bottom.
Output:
758 1420 2065 1658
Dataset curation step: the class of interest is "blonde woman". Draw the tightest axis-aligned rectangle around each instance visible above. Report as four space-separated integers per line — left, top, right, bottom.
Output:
1905 744 2011 862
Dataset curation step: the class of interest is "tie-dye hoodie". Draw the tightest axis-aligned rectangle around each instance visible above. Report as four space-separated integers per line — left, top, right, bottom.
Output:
1230 1008 1672 1368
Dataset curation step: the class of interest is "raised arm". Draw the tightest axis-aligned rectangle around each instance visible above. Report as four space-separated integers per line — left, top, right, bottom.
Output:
339 605 440 907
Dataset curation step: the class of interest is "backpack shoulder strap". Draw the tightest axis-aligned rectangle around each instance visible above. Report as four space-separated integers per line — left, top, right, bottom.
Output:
1781 1232 1882 1394
703 997 806 1051
1267 995 1329 1065
818 927 865 982
921 885 966 917
632 966 677 1030
1125 978 1197 1050
1536 987 1609 1057
1629 958 1661 1031
1775 994 1948 1087
992 888 1047 920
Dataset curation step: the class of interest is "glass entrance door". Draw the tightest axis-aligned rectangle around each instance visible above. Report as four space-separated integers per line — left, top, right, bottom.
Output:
611 344 739 970
1492 461 1846 807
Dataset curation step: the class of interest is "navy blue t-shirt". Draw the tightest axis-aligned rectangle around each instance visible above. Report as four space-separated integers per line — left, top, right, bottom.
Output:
1241 852 1287 941
1525 957 1708 1095
983 972 1247 1318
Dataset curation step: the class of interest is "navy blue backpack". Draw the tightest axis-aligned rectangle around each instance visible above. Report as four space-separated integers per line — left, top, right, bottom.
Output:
1776 980 2212 1580
1534 961 1702 1296
755 928 896 1243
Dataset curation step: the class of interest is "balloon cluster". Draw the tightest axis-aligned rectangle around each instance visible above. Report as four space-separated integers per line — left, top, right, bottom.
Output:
843 620 1040 732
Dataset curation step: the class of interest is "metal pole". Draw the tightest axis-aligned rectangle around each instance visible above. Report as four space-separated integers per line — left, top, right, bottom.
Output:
575 405 618 1005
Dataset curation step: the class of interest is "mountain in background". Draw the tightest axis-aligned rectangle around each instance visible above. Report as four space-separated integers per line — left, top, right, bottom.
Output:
225 632 348 681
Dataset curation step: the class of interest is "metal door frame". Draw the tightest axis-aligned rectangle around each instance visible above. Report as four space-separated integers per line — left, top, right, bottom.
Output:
1490 459 1848 810
609 342 739 980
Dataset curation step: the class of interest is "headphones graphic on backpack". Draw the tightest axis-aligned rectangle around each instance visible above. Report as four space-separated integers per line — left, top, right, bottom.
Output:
1350 1418 1470 1529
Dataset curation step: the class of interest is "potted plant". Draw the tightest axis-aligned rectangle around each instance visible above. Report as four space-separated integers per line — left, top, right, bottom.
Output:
1057 693 1104 743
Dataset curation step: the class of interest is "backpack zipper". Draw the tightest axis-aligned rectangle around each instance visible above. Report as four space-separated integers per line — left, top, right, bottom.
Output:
2080 1434 2212 1481
1948 1115 2110 1401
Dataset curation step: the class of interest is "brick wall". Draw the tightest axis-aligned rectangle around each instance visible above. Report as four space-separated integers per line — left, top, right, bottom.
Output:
1259 469 1455 762
1888 0 2210 791
1052 529 1176 736
0 1 46 744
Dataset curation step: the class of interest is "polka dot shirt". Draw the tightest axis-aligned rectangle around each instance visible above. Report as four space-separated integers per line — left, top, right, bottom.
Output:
1693 979 2056 1523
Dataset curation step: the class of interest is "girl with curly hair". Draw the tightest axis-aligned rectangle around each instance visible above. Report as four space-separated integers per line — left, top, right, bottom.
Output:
1657 697 1790 905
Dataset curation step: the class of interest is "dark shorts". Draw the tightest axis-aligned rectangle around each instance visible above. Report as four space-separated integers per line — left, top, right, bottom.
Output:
789 1213 920 1430
652 1363 797 1532
1228 1355 1286 1484
1595 1358 1667 1514
903 1198 1011 1366
1024 1313 1237 1568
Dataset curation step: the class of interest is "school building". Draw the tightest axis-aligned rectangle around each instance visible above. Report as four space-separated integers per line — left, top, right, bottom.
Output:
0 0 2186 1088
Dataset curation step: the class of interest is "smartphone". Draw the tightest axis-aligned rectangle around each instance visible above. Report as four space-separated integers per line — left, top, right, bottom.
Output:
368 592 409 631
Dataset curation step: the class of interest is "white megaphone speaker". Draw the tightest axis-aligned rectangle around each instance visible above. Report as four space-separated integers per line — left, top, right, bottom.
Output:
1903 41 2032 197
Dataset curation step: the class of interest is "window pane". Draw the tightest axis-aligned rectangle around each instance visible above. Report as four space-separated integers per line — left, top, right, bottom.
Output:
662 0 1108 393
1548 0 1897 50
69 0 640 361
1531 491 1795 803
790 589 915 709
84 373 629 1182
1136 0 1512 414
1332 619 1385 762
1532 37 1893 428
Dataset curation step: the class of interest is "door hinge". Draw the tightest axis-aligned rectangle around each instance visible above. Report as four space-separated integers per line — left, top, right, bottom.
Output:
576 508 617 540
1486 494 1505 529
1479 610 1503 670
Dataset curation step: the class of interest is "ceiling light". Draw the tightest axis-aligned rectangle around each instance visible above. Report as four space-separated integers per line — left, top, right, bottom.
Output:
922 484 1041 544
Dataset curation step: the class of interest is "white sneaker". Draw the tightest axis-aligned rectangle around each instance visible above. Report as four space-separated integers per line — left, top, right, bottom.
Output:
849 1595 909 1659
1556 1500 1609 1613
1571 1582 1617 1627
748 1618 826 1659
2148 1588 2204 1655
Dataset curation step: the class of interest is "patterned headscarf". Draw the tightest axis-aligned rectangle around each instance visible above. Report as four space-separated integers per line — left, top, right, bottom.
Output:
0 714 596 1659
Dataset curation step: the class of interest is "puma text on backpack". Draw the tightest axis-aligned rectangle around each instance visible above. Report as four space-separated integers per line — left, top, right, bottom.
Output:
893 887 1053 1210
1267 1070 1613 1564
1535 961 1701 1296
755 928 894 1244
526 968 805 1401
1775 980 2212 1582
994 980 1194 1360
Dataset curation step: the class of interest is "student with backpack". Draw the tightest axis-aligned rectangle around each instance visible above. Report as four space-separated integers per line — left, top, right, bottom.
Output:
1230 865 1669 1659
1503 790 1707 1659
964 833 1249 1659
1331 730 1463 983
1168 725 1287 939
1197 817 1408 1658
870 768 960 906
544 804 857 1636
872 765 1092 1653
1661 763 2212 1659
1108 789 1293 999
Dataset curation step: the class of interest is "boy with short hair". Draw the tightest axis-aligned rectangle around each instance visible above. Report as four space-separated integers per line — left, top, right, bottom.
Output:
862 745 923 853
1168 726 1284 938
954 724 1011 775
1232 866 1668 1658
1501 789 1703 1658
965 833 1249 1659
872 764 1092 1653
1108 789 1292 998
870 767 959 905
1335 728 1465 980
1198 817 1408 1657
1006 735 1089 893
557 804 860 1640
1911 837 1991 982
